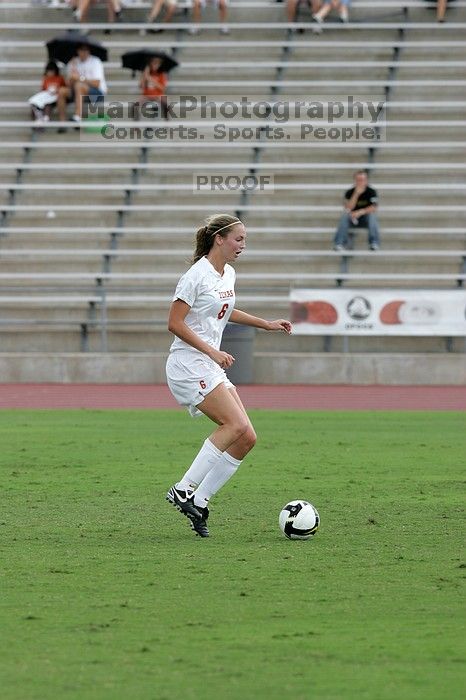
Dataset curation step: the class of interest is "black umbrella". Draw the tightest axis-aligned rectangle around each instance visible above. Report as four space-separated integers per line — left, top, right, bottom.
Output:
46 32 108 64
121 49 178 74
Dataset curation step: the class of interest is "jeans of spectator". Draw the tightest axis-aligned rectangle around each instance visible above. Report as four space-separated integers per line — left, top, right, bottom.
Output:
333 212 380 248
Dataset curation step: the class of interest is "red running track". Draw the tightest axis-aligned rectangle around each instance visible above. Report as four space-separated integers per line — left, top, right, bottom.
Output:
0 384 465 410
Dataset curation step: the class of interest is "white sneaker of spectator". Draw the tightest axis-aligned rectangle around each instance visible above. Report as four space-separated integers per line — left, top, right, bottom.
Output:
189 25 200 35
339 7 349 22
311 14 323 34
220 25 230 35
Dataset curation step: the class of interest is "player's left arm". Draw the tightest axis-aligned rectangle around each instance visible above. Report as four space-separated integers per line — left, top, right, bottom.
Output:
229 309 292 334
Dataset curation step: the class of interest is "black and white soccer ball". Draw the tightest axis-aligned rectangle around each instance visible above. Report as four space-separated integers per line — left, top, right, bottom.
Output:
279 500 320 540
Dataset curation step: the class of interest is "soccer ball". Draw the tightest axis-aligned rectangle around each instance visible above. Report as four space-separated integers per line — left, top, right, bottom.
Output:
279 500 320 540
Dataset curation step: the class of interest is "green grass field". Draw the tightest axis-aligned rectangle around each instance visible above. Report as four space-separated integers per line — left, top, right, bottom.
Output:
1 410 465 700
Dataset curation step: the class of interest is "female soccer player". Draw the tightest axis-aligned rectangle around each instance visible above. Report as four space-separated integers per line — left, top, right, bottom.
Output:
166 214 292 537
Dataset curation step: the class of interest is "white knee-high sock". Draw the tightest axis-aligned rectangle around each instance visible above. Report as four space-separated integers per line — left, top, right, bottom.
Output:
176 438 222 492
193 451 242 508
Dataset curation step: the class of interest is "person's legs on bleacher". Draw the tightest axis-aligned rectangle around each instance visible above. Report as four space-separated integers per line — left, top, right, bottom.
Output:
190 0 229 35
57 85 72 124
77 0 92 22
362 213 381 250
437 0 448 22
287 0 321 27
333 212 352 250
313 0 349 28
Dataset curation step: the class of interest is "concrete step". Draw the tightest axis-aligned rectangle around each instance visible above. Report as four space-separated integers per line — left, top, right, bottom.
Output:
241 212 464 227
290 46 395 61
2 211 120 227
0 233 114 249
375 149 465 163
126 189 465 205
0 328 84 353
0 273 462 292
402 46 466 60
1 230 463 251
11 191 129 205
390 86 466 99
0 327 462 355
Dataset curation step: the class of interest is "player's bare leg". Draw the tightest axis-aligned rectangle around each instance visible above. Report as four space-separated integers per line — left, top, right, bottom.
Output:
225 387 257 460
198 383 250 452
167 384 253 537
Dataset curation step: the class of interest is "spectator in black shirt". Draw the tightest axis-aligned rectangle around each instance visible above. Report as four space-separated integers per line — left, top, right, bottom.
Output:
333 170 380 251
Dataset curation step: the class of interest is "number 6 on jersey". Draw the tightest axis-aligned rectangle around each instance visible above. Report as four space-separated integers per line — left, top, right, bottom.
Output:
217 303 229 320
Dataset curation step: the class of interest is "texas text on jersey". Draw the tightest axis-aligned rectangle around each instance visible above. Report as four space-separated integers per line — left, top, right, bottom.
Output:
169 256 236 354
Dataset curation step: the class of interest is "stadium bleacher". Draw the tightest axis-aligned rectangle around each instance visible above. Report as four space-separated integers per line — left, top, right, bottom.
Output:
0 0 465 365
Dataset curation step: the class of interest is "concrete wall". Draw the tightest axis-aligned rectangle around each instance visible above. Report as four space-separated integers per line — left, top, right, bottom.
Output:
0 353 465 385
253 353 466 385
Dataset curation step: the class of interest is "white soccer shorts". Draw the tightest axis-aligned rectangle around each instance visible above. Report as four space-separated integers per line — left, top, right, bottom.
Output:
166 350 234 417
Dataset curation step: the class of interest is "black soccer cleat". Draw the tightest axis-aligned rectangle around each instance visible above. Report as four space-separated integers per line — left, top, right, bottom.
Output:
189 505 210 538
166 485 202 519
166 485 210 537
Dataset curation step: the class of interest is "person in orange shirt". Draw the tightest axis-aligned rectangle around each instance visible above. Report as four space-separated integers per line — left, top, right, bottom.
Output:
29 61 66 123
140 57 169 120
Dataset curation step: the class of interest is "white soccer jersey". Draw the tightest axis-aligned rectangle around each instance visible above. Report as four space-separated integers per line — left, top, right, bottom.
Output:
169 256 236 354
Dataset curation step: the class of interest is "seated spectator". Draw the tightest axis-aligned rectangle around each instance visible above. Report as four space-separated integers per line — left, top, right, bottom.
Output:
140 0 178 35
190 0 229 35
57 43 107 129
287 0 321 25
333 170 380 251
28 60 66 123
312 0 350 32
140 57 169 120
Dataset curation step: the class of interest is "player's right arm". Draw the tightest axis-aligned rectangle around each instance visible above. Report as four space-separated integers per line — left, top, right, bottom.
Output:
168 299 235 369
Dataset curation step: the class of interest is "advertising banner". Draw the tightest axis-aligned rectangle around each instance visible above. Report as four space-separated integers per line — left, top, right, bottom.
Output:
290 289 466 336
